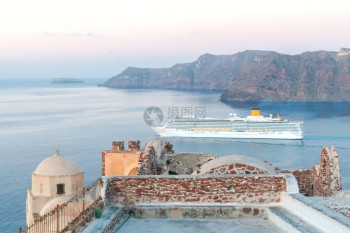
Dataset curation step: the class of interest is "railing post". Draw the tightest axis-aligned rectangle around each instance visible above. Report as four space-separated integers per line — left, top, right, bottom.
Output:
82 188 86 211
56 204 59 233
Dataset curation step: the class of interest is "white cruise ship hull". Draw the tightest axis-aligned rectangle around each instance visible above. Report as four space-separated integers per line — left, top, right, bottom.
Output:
152 127 303 140
151 109 303 140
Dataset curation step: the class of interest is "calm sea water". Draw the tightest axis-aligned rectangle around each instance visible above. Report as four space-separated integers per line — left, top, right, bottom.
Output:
1 78 350 232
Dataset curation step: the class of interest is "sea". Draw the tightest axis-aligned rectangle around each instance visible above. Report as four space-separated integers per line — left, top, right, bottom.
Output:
1 78 350 232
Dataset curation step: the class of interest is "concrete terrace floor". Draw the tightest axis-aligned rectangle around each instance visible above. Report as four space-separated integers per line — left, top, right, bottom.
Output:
115 218 286 233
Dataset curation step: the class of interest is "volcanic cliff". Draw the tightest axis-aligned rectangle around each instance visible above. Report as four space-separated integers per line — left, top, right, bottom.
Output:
100 49 350 102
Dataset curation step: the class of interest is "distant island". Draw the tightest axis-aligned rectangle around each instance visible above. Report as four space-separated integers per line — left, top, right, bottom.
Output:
100 48 350 103
50 78 84 84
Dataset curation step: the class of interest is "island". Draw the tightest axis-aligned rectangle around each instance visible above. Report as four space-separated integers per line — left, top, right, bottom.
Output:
50 78 84 84
100 48 350 103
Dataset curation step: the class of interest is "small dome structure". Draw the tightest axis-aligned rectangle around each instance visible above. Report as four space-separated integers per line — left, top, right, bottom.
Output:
194 154 278 175
34 149 82 176
27 149 84 226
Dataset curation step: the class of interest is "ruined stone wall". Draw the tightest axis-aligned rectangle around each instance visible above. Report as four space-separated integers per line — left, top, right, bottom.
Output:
112 141 124 151
281 146 342 197
312 146 342 196
169 153 216 175
128 141 140 151
137 145 157 175
281 169 313 196
205 163 267 175
106 175 287 206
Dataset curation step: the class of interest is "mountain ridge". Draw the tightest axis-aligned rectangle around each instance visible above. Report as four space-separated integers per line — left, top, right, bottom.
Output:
100 49 350 102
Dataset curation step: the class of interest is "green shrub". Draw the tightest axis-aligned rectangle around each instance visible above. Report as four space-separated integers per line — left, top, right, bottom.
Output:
94 208 103 218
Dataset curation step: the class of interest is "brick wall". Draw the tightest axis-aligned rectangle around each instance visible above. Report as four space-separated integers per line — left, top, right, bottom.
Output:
106 175 287 206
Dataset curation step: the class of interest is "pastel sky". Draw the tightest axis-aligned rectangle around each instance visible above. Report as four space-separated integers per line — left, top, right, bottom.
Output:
1 0 350 79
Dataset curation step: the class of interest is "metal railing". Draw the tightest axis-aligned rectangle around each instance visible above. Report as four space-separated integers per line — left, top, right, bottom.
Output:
19 178 103 233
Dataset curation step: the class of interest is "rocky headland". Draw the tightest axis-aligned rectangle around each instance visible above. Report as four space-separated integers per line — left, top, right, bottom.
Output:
100 48 350 102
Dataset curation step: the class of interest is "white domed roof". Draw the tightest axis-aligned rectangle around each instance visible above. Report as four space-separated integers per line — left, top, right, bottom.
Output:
34 149 83 176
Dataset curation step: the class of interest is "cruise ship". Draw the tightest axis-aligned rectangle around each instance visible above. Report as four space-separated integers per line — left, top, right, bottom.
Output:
152 108 303 139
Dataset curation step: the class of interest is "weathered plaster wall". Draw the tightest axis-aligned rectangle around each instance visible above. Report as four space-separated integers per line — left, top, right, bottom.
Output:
102 141 141 176
106 175 287 206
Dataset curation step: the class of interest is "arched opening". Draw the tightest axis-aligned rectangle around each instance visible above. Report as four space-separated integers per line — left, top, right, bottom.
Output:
128 167 138 175
123 162 139 176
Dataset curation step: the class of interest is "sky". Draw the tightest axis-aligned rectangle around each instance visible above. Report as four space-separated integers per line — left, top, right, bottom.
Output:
0 0 350 79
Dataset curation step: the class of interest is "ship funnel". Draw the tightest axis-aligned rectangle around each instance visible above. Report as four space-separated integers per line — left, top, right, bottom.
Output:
251 108 260 116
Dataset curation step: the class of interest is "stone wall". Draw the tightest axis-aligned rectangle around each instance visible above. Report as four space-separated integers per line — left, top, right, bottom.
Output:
137 143 157 175
281 146 342 197
132 206 266 219
106 175 287 206
112 141 124 151
103 140 342 197
128 141 140 151
312 146 342 196
206 163 267 175
281 169 313 196
168 153 216 175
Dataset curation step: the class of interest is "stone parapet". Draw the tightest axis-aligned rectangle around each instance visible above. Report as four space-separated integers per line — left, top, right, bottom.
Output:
131 205 266 219
106 175 287 206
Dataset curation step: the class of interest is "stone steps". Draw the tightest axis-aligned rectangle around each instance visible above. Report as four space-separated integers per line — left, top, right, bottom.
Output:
269 207 325 233
284 193 350 233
